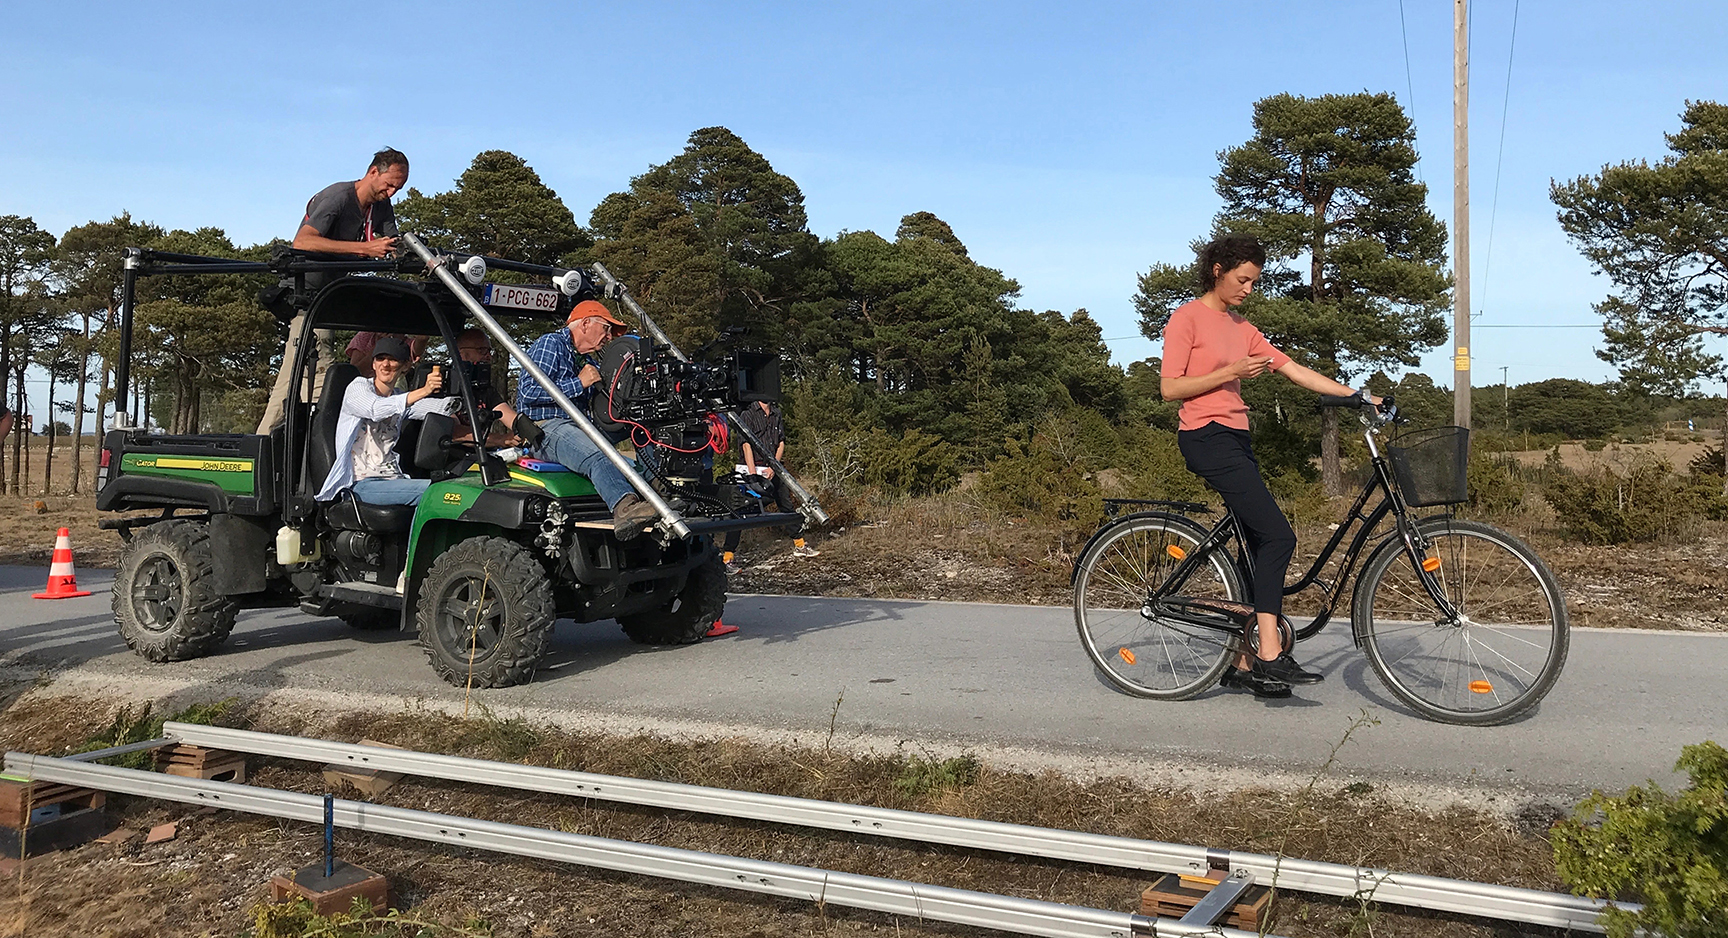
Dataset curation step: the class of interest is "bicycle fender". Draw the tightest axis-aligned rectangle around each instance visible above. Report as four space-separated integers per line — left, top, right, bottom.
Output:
1070 511 1210 587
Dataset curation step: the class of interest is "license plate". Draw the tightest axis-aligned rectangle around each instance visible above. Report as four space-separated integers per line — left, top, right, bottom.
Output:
482 283 561 312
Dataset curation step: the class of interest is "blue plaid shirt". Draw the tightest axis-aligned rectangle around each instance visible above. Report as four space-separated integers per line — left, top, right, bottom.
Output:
516 328 598 421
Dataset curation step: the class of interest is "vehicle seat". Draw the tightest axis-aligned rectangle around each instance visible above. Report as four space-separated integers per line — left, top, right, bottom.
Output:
306 361 416 534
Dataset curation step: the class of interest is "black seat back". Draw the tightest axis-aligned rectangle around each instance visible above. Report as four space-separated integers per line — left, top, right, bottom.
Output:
304 363 361 498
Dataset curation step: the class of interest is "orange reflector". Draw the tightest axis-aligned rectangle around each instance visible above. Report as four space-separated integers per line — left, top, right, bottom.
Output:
1118 648 1137 666
1166 545 1186 560
1468 680 1493 694
1422 556 1442 572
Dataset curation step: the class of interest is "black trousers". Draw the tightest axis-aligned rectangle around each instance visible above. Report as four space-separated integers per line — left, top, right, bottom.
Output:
723 476 795 552
1177 423 1297 616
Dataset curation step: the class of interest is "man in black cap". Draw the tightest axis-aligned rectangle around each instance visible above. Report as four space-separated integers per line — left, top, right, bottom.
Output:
315 336 453 507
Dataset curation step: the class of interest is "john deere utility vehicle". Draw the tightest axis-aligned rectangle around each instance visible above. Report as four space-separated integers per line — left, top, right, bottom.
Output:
96 233 825 688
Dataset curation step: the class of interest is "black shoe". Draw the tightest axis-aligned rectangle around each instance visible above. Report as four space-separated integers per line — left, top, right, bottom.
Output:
1220 666 1293 699
1256 653 1324 685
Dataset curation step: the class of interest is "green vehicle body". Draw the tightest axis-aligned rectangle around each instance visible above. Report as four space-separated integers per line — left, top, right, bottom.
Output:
97 247 799 688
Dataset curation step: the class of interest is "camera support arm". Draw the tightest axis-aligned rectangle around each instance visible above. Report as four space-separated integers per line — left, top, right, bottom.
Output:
401 234 692 540
587 262 831 527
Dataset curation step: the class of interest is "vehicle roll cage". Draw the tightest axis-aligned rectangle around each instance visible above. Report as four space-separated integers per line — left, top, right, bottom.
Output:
114 241 829 536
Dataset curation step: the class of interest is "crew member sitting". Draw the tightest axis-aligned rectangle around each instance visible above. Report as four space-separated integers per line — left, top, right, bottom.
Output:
516 300 658 537
315 336 455 507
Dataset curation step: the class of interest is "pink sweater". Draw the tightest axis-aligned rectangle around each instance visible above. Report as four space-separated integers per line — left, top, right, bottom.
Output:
1159 300 1291 432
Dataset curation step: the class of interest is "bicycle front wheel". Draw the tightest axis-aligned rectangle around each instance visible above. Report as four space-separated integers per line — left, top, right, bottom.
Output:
1354 517 1568 725
1074 514 1244 699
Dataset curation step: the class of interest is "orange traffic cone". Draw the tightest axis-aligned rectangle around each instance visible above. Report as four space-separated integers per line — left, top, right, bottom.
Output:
705 618 738 638
34 527 93 600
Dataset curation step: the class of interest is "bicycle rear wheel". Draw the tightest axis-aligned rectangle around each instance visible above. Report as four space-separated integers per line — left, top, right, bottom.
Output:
1073 514 1244 699
1354 517 1568 725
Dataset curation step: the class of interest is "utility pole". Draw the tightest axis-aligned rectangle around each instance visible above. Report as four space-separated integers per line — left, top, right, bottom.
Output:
1453 0 1471 429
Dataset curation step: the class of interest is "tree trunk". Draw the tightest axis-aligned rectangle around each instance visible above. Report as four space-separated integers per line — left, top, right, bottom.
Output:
9 366 22 495
1320 406 1343 497
0 325 9 495
41 368 55 496
70 311 93 495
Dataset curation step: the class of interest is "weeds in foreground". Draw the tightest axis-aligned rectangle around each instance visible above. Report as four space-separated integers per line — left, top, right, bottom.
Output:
463 703 541 762
250 896 493 937
892 749 981 798
74 697 240 768
1263 708 1383 937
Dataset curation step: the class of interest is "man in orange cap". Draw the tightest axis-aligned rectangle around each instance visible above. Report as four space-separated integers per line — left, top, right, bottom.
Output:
517 300 657 537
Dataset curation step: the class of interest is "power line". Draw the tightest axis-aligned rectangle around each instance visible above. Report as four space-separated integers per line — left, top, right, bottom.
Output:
1479 0 1520 320
1397 0 1422 183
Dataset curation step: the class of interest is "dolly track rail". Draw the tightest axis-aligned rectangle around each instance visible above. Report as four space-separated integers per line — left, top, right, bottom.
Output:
162 723 1614 930
5 753 1272 938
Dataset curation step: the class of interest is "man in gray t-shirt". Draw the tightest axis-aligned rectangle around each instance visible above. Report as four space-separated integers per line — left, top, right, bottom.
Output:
257 148 411 433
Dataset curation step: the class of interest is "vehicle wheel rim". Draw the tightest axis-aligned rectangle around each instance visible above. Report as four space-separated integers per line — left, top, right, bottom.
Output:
1078 522 1236 694
1366 528 1559 717
437 574 507 662
130 555 184 631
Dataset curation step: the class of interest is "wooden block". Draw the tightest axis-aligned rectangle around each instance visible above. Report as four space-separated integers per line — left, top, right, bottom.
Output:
156 745 247 783
0 779 106 829
321 739 406 798
1140 872 1273 930
270 860 389 916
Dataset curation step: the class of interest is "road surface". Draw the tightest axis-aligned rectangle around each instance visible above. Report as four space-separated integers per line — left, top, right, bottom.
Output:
1 565 1720 800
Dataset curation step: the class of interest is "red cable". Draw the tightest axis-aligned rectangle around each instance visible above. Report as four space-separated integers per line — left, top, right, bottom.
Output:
605 350 723 455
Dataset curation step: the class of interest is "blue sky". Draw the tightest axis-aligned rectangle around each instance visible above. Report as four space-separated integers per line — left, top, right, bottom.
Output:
4 0 1726 422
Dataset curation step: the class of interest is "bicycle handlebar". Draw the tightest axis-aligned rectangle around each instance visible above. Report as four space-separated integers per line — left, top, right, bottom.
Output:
1318 394 1364 408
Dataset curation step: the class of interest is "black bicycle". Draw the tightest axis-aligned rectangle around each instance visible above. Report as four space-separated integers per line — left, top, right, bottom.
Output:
1071 394 1569 725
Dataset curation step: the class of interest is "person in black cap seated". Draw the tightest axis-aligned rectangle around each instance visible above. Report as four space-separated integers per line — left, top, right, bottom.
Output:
315 336 454 506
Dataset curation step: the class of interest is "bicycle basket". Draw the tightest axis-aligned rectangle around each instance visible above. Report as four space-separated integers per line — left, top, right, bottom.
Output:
1387 426 1470 507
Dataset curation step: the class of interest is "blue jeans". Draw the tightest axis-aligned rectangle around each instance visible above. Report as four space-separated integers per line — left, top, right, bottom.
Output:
533 418 635 509
352 477 432 506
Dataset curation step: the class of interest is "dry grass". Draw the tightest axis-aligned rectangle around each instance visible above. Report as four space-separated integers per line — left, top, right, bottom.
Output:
0 693 1571 938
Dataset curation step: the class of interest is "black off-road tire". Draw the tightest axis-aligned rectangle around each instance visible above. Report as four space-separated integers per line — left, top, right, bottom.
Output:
617 552 726 645
416 537 556 689
113 520 239 662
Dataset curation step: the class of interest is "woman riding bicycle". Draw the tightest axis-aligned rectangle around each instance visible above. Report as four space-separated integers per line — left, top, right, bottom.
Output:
1159 234 1374 699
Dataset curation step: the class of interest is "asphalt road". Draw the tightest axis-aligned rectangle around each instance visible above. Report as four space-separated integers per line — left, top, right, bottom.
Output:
2 565 1721 799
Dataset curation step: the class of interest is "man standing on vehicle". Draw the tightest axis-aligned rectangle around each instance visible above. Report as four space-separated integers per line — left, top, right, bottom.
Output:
517 300 658 538
257 148 412 433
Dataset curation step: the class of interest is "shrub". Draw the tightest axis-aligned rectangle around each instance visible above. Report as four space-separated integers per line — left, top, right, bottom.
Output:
1542 460 1728 544
1691 446 1726 481
1552 741 1728 938
1465 452 1527 517
861 428 960 497
978 417 1104 525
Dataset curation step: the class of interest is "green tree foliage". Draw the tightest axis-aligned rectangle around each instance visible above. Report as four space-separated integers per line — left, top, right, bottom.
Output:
1507 378 1621 438
1138 92 1451 494
1553 101 1728 395
1542 454 1728 543
134 228 278 432
590 127 820 348
397 150 589 268
0 215 57 492
1553 740 1728 938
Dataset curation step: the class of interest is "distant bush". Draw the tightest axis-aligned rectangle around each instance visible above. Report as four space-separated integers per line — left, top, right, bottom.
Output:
1552 741 1728 938
1465 452 1526 517
1541 457 1728 543
978 417 1103 525
1690 446 1725 481
861 428 959 497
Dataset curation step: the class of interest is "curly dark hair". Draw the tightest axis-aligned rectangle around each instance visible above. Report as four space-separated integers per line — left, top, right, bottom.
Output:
369 147 409 173
1196 234 1266 291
